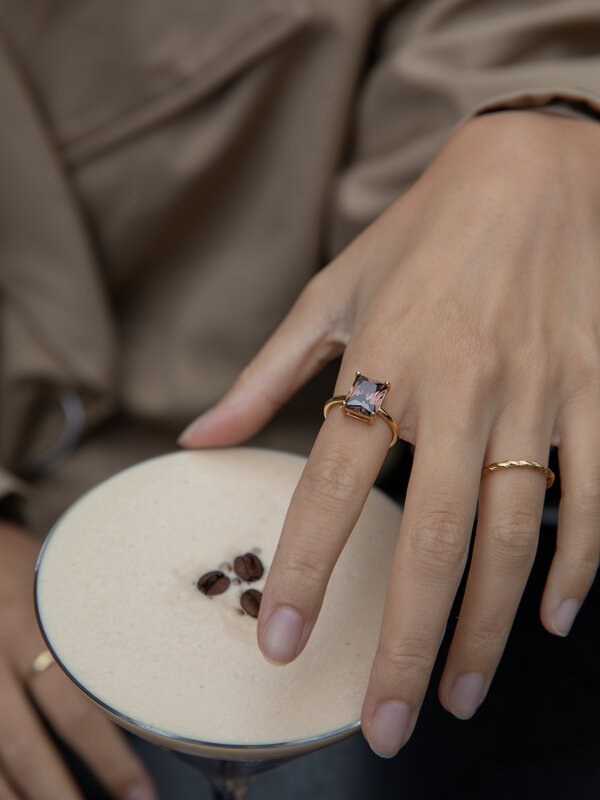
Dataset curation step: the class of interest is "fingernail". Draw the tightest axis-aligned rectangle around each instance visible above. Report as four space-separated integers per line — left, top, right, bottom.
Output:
124 784 156 800
368 701 412 758
552 598 581 637
447 672 486 719
260 606 304 664
178 410 215 446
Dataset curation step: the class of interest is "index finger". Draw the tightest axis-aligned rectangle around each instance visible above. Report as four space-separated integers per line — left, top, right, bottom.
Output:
257 365 401 664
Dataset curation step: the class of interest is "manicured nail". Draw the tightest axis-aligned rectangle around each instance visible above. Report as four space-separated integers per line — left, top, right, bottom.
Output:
368 701 412 758
178 410 215 446
552 598 581 637
124 784 156 800
260 606 304 664
447 672 486 719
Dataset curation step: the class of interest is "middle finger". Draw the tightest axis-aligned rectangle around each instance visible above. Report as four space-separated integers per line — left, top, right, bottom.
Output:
361 410 488 757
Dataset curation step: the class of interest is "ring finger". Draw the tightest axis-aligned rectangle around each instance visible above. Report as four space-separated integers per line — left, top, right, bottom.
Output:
439 411 553 719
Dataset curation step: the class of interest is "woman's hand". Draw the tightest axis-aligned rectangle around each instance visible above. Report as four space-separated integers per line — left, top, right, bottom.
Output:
0 521 156 800
180 111 600 757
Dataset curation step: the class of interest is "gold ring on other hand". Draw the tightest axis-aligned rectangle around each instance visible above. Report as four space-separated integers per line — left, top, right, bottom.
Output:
24 649 55 685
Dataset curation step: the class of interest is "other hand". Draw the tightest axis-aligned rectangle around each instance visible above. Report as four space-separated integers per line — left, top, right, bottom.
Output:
0 521 156 799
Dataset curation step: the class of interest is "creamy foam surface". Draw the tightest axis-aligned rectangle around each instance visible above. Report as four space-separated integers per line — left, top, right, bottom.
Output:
36 449 402 745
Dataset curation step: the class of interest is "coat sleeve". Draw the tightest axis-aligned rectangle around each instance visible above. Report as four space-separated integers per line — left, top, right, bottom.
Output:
329 0 600 252
0 34 117 522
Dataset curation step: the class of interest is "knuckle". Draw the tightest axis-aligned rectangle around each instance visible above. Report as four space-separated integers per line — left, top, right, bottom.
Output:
570 333 600 387
301 452 362 509
557 543 600 580
408 504 468 570
429 310 500 390
378 638 432 679
465 620 505 655
243 371 285 416
279 550 327 595
487 508 539 562
455 335 498 384
297 272 327 311
295 272 352 348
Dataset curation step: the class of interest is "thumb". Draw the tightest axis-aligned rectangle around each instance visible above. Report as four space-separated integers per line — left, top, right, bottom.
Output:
178 273 352 448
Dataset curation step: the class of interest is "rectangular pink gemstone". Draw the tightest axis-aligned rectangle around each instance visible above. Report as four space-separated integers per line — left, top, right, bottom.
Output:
344 374 388 420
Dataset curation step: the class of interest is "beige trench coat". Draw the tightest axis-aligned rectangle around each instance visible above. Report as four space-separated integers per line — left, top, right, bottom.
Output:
1 0 599 535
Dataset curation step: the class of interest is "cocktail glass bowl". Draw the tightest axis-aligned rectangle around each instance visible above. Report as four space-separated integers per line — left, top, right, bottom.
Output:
33 450 401 799
34 563 359 799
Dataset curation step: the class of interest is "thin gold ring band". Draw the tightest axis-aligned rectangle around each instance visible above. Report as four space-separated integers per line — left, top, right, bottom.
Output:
324 396 400 448
24 649 55 685
481 460 555 489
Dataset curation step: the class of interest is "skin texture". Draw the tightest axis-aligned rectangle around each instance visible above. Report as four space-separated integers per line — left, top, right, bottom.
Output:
0 521 157 800
180 111 600 756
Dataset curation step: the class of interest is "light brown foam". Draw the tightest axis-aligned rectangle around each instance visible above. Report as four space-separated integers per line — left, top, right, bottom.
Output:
36 448 402 745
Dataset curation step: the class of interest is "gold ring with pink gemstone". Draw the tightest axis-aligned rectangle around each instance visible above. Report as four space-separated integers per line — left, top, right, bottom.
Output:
323 371 400 448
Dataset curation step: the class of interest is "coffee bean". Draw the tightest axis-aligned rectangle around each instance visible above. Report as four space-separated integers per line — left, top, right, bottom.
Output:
234 552 264 582
197 570 230 596
240 589 262 618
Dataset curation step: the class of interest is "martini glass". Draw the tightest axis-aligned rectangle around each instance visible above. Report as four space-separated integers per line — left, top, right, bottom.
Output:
35 587 361 799
34 449 402 799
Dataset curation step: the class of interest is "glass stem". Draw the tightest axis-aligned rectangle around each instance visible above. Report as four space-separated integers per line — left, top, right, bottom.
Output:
210 778 250 800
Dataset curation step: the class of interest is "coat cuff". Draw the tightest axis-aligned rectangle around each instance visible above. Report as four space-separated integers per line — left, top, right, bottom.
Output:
468 88 600 124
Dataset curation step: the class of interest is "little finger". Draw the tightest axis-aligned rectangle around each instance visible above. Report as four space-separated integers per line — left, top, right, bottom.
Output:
541 396 600 636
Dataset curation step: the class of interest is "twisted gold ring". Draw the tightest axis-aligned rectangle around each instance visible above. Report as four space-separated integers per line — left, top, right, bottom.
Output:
323 371 400 448
481 460 555 489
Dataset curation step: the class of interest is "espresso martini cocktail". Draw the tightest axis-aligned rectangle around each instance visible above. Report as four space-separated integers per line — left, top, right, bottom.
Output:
35 448 402 794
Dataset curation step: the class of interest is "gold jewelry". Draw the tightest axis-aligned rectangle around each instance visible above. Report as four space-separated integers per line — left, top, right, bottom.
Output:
481 460 555 489
24 649 55 684
323 371 400 448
